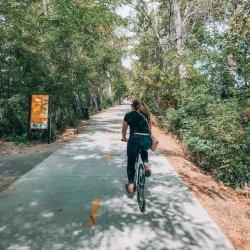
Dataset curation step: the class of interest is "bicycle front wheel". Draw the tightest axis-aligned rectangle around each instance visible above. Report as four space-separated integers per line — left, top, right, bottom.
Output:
137 163 146 213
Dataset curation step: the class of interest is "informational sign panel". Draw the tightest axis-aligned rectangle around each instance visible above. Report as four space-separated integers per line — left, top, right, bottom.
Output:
30 95 49 129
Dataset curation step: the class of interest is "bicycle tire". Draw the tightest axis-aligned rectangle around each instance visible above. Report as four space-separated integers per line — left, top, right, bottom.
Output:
137 163 146 213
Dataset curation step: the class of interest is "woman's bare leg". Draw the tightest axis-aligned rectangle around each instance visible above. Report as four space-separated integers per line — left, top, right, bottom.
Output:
144 163 150 170
128 184 134 192
141 150 151 171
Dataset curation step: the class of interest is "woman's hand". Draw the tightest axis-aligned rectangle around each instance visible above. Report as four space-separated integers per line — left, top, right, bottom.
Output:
122 121 128 143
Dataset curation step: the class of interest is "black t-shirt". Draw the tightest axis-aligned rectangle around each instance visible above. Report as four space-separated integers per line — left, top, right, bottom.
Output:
124 111 151 135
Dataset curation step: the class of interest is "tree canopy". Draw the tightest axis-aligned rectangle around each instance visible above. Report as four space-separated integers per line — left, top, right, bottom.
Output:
0 0 129 139
130 0 249 188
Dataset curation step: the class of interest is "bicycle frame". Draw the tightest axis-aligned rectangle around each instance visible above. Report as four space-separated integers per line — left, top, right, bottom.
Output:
122 139 146 213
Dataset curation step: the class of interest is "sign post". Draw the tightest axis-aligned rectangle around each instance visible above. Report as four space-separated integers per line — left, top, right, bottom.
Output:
28 94 51 144
28 95 32 141
47 96 52 144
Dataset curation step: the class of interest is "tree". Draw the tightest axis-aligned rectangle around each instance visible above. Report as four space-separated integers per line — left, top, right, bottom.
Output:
0 0 130 137
130 0 250 188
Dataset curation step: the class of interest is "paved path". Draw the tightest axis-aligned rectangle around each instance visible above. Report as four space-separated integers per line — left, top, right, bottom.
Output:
0 104 234 250
0 152 53 193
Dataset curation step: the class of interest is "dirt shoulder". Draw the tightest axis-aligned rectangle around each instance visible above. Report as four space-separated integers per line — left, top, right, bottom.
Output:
153 126 250 250
0 120 91 157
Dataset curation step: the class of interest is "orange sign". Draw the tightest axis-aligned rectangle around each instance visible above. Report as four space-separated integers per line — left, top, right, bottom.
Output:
30 95 49 129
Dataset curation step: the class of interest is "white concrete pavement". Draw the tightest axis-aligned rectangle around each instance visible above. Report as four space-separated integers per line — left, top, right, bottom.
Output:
0 104 234 250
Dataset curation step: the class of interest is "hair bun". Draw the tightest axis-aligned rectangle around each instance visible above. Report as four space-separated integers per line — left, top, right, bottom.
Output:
132 100 141 109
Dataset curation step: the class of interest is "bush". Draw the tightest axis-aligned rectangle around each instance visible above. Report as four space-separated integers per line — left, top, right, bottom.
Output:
6 133 28 145
166 107 186 132
0 95 28 137
163 89 250 189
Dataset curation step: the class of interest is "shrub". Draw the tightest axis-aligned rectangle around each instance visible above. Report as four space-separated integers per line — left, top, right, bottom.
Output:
6 133 28 145
163 89 250 188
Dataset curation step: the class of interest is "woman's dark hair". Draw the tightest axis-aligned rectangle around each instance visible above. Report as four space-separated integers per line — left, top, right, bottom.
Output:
131 100 141 110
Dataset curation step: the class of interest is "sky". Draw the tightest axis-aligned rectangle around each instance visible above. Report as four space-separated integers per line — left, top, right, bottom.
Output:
116 5 135 69
117 5 134 18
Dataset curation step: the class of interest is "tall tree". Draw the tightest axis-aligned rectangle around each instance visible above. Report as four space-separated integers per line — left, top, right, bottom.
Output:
131 0 250 188
0 0 130 136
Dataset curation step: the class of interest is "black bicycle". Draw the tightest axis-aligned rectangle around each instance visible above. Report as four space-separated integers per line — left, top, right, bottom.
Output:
134 146 146 213
122 139 146 213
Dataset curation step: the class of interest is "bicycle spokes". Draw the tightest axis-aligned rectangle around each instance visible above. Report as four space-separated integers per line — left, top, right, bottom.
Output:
137 163 146 213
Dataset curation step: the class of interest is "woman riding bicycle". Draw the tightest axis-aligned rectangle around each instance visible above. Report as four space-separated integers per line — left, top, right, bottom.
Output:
122 100 153 193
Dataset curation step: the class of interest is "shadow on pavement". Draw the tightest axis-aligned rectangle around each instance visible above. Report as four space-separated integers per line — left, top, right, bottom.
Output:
0 104 234 250
0 152 53 193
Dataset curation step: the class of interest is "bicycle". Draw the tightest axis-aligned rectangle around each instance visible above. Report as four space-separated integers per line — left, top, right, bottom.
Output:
134 146 146 213
122 139 147 213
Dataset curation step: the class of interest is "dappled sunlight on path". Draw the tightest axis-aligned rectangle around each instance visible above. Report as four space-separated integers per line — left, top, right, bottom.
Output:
0 104 234 250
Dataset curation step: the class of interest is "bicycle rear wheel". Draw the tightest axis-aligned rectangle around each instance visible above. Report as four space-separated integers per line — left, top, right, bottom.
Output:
137 163 146 213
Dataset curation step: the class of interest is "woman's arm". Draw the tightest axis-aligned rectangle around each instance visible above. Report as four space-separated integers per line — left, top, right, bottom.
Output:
149 119 152 131
122 120 128 141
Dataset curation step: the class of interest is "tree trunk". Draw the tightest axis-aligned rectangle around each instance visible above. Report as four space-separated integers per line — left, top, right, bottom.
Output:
234 0 244 13
0 63 3 99
107 84 112 97
227 0 244 79
172 0 188 104
72 91 81 118
43 0 50 14
96 88 102 111
227 54 237 78
90 92 98 112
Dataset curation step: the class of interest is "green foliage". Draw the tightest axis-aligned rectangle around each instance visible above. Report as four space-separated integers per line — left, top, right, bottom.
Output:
165 87 250 188
0 0 130 140
131 0 250 188
0 95 28 137
166 108 186 132
6 133 28 145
